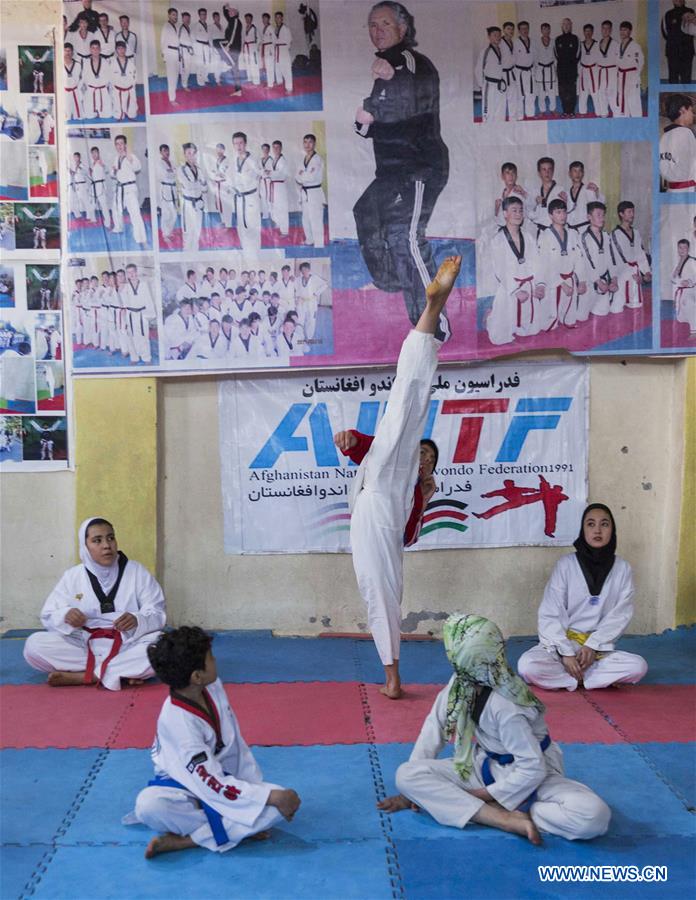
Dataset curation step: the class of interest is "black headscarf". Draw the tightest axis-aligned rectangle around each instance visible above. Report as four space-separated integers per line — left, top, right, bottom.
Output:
573 503 617 596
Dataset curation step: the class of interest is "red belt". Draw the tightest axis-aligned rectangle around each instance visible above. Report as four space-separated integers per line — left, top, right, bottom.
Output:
83 626 123 684
617 66 637 114
667 180 696 190
66 85 81 117
580 64 596 95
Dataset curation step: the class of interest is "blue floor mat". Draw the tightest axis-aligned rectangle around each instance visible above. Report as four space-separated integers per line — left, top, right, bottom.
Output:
0 639 49 684
0 749 102 843
0 847 52 900
637 743 696 810
210 633 360 683
395 834 692 900
30 839 394 900
374 743 695 841
64 746 384 845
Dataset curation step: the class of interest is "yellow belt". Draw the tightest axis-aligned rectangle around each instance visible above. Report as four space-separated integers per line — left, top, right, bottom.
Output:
566 629 604 658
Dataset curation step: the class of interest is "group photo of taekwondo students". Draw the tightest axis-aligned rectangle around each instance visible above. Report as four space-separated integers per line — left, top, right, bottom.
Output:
66 127 152 253
160 258 330 365
67 258 159 368
474 9 646 122
64 1 144 123
153 127 327 253
151 2 320 115
476 147 652 349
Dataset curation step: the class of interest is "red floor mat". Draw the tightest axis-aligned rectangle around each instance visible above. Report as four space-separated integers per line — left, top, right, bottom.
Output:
585 684 696 743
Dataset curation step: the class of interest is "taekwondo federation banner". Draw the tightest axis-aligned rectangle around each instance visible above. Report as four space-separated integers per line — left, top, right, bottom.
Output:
219 360 588 554
0 1 71 472
57 0 696 378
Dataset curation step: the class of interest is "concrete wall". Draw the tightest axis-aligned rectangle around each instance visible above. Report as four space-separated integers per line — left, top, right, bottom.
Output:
157 357 687 638
1 357 687 635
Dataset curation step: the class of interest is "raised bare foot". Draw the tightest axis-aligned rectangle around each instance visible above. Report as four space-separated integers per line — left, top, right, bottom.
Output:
425 255 462 312
47 671 94 687
379 684 403 699
145 832 197 858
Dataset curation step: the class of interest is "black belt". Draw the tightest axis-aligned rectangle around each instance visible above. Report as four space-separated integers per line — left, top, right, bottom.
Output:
167 45 178 50
516 65 532 71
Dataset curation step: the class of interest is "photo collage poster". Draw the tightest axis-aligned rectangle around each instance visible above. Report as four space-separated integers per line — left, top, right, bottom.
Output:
51 0 696 377
1 1 68 470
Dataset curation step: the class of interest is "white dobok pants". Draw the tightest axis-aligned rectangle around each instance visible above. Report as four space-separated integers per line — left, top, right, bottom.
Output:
396 744 611 841
517 642 648 691
350 329 438 666
133 784 285 852
23 630 160 691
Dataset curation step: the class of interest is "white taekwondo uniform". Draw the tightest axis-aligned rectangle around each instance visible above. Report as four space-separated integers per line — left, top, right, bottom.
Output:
131 678 287 851
659 124 696 192
273 23 293 91
577 39 600 115
534 38 556 113
208 153 233 226
164 310 196 360
348 330 437 665
23 554 166 691
82 56 112 119
179 23 195 87
122 276 155 362
500 35 518 120
396 679 611 840
110 55 138 120
70 161 93 220
89 158 111 227
267 154 290 234
513 35 536 119
475 43 506 123
579 225 619 318
295 271 327 341
161 20 181 102
157 156 178 240
672 253 696 332
595 36 618 118
566 181 604 231
64 59 83 120
192 19 213 86
518 554 648 690
486 225 546 344
260 23 275 86
112 152 146 245
615 37 644 118
296 151 325 247
242 23 260 85
538 223 585 330
230 152 261 254
610 225 650 311
178 160 207 252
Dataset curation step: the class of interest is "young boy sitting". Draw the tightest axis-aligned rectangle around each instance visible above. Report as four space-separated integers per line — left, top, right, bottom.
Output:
378 613 610 844
130 626 301 857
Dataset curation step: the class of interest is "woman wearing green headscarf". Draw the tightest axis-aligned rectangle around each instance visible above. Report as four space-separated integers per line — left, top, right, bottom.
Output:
379 614 610 843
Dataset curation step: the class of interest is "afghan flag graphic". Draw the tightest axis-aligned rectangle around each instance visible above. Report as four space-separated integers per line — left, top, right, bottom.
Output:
421 499 468 536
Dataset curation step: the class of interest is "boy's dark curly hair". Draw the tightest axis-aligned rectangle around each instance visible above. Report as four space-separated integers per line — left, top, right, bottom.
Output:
147 626 212 689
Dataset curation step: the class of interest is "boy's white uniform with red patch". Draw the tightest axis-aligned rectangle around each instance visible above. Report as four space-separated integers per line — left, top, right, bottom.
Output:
133 678 285 851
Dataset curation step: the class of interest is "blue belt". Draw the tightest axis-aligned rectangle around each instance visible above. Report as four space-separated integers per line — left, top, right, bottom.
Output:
480 733 551 813
148 776 229 846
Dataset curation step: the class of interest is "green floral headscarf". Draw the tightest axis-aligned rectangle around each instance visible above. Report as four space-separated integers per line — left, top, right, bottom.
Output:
443 613 545 781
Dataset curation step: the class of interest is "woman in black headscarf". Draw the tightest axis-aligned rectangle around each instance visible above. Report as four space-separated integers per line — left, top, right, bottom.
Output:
517 504 647 691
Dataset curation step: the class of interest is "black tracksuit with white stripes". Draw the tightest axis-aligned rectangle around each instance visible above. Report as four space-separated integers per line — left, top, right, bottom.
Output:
353 41 449 324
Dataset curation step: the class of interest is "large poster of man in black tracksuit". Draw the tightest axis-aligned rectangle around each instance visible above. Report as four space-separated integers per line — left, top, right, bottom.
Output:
352 1 450 340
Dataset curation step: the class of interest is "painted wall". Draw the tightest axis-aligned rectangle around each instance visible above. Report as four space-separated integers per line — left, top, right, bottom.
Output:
1 357 687 635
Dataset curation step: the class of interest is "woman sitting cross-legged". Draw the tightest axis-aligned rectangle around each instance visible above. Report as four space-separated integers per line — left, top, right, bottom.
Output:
517 503 648 691
23 516 166 690
379 614 611 843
